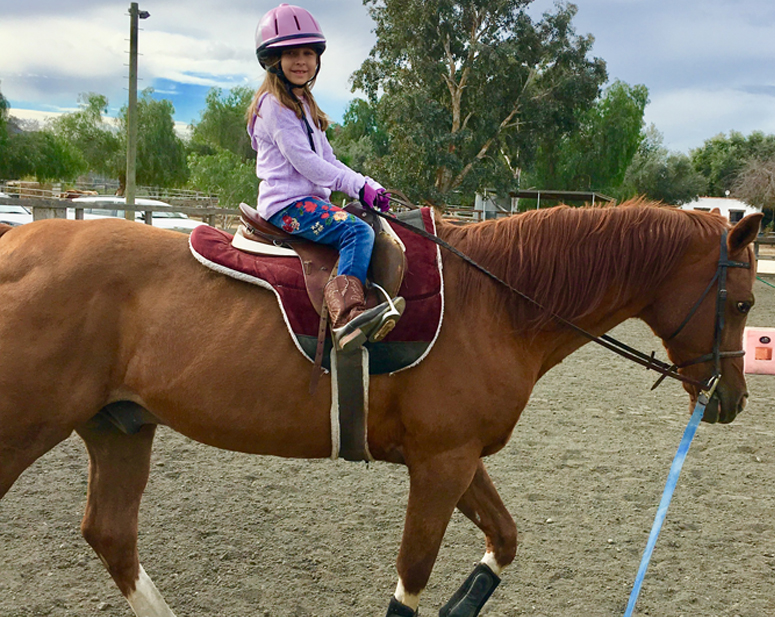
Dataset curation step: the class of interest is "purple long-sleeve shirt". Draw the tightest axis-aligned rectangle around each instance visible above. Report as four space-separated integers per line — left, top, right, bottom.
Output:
248 93 370 219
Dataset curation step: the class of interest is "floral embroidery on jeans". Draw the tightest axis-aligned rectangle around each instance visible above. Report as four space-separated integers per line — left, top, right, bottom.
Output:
281 215 299 233
267 196 373 283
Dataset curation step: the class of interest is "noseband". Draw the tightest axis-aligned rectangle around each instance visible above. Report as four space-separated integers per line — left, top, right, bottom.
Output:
375 203 750 396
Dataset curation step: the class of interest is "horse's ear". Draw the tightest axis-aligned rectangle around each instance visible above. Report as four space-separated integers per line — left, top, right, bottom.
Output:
728 212 763 253
711 207 722 215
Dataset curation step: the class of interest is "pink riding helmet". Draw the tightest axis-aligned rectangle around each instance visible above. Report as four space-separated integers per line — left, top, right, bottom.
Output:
255 3 326 69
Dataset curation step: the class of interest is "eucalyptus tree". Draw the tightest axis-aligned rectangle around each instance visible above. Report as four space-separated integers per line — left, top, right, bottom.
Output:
617 125 707 205
352 0 607 203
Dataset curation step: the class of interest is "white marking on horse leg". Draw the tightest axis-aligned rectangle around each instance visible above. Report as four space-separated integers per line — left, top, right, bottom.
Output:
481 551 504 576
125 564 177 617
394 578 421 611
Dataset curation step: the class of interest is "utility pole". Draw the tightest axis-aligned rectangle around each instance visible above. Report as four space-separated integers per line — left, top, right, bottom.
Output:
126 3 150 217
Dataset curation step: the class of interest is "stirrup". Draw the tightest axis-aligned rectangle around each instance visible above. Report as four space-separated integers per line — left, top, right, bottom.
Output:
368 283 405 342
332 294 406 352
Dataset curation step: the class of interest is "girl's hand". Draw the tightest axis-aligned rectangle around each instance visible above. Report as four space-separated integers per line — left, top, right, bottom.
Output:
359 183 391 212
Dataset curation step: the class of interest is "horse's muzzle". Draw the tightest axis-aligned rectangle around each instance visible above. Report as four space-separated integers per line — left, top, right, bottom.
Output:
699 389 748 424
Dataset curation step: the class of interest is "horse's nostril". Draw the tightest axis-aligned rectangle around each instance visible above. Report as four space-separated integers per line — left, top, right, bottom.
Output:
738 393 749 413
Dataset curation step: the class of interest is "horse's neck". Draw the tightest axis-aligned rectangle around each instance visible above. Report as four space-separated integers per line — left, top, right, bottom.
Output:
437 216 659 326
436 215 661 376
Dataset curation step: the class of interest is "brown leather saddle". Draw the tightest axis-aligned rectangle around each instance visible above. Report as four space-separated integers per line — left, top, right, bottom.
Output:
237 202 407 313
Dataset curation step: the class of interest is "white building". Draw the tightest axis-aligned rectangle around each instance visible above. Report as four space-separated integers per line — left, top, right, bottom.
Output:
680 196 761 223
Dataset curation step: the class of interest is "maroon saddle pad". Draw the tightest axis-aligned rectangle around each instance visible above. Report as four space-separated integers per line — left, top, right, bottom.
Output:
189 207 443 375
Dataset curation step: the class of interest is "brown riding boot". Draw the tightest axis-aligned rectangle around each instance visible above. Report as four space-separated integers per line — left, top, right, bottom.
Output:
324 274 405 352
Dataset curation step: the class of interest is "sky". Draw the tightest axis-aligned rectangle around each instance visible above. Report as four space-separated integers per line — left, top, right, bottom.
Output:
1 0 774 154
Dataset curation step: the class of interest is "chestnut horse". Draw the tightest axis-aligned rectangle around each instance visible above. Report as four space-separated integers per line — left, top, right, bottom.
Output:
0 201 761 617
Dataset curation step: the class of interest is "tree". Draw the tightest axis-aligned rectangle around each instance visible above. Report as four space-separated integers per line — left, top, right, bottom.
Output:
190 87 255 161
529 80 648 192
733 155 775 212
187 147 258 208
0 89 10 179
3 130 87 182
352 0 607 203
47 93 122 178
691 131 775 196
617 125 706 205
328 98 388 174
118 89 188 189
0 87 87 182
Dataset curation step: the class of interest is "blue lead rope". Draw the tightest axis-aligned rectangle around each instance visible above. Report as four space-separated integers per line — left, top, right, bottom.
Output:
623 389 711 617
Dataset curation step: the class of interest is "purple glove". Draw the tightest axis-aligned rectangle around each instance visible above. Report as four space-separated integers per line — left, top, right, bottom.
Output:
359 183 391 212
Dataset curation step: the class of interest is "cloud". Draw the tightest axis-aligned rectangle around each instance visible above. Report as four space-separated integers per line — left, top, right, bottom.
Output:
646 87 775 153
0 0 377 125
3 0 774 153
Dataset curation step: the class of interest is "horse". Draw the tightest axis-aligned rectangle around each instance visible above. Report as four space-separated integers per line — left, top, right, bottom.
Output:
0 200 761 617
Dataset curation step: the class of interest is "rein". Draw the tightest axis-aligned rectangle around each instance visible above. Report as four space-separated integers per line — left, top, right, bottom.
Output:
376 197 749 395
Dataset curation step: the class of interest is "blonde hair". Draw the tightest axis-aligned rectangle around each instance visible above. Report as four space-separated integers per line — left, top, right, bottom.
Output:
246 53 329 131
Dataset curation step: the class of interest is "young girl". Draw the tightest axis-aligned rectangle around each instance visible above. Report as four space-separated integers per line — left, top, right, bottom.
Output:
247 3 404 352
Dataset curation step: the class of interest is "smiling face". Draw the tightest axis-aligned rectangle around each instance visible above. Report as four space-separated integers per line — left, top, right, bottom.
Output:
280 47 319 88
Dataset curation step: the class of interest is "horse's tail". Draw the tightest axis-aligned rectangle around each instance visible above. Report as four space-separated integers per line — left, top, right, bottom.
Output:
0 224 15 239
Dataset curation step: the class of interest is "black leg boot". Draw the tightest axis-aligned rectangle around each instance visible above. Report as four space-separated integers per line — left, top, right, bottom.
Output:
385 596 417 617
438 563 500 617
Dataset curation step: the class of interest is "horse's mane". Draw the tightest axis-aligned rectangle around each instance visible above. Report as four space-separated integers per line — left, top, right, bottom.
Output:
438 199 729 331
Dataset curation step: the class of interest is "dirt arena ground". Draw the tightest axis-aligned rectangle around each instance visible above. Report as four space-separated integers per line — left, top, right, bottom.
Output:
1 275 774 617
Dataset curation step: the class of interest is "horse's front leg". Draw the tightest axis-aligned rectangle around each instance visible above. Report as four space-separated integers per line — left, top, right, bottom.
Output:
386 446 480 617
438 460 517 617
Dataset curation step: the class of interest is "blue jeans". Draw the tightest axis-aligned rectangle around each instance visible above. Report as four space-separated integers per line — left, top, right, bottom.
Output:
268 197 375 284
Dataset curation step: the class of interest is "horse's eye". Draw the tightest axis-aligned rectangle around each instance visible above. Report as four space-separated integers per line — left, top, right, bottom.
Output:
736 301 752 314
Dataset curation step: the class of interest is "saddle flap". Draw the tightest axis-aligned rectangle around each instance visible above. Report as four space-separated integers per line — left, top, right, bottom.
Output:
189 206 443 375
343 203 407 299
371 230 406 300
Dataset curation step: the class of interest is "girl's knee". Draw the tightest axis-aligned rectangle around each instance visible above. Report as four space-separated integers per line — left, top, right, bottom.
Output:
342 217 375 245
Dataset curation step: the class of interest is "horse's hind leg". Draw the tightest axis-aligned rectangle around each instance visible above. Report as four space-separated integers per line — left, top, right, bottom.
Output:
438 460 517 617
76 416 177 617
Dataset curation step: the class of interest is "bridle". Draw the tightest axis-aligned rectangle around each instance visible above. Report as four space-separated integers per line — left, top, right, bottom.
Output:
648 230 750 392
374 199 751 397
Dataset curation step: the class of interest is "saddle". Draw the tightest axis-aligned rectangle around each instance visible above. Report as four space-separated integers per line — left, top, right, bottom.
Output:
237 203 407 314
189 207 444 461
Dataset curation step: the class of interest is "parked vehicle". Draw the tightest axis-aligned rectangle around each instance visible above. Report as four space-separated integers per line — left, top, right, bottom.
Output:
0 191 34 226
68 196 206 234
